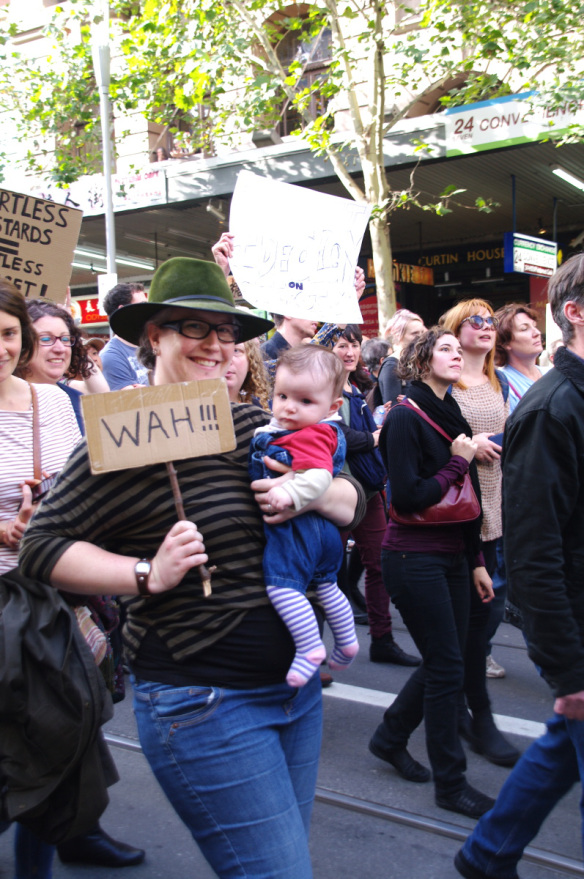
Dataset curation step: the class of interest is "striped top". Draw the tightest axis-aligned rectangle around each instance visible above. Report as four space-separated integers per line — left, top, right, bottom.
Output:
20 403 366 666
0 383 82 574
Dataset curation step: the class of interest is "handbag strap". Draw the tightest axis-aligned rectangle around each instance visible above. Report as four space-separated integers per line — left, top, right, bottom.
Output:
399 399 454 444
30 383 42 482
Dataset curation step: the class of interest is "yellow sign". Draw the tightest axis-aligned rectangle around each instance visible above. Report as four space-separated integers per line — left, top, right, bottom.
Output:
81 380 236 474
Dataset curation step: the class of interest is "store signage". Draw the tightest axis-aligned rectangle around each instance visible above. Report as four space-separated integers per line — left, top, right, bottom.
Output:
503 233 557 278
367 259 434 286
75 295 109 326
82 380 235 474
445 92 584 157
0 187 82 302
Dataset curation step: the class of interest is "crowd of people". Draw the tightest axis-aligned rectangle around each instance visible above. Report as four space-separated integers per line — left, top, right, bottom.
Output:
1 237 583 879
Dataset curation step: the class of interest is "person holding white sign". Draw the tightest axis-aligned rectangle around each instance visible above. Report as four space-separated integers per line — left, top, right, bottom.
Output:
19 257 364 879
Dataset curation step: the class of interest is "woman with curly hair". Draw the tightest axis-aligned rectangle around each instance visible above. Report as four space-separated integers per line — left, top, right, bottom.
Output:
368 326 495 819
22 299 108 431
225 339 271 410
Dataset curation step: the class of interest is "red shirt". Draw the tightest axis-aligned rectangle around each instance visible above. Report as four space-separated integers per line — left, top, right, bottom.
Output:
271 423 337 474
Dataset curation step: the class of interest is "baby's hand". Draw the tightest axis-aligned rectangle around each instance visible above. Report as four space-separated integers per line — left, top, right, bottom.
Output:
266 486 294 512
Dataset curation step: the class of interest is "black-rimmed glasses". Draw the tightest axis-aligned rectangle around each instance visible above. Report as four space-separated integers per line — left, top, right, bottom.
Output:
161 318 240 343
460 315 498 330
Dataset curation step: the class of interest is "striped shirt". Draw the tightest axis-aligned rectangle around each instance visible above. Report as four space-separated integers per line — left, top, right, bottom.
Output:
0 383 81 574
20 402 366 667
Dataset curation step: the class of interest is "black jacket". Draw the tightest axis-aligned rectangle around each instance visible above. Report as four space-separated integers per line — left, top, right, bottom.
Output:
503 345 584 697
0 570 118 843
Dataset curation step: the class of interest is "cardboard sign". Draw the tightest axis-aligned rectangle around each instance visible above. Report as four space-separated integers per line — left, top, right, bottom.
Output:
81 380 236 474
0 187 83 302
229 171 369 323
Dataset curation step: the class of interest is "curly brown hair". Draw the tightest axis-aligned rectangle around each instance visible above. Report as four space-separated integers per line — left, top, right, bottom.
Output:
0 279 38 371
239 340 271 410
24 299 92 380
397 326 458 382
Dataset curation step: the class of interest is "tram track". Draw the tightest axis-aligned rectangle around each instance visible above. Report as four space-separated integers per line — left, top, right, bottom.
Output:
104 730 583 878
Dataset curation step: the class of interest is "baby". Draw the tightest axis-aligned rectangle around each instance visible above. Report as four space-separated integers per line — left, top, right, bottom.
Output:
249 345 359 687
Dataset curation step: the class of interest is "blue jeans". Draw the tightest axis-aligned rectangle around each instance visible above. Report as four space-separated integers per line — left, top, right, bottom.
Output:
132 674 322 878
460 712 584 877
378 551 470 793
0 822 54 879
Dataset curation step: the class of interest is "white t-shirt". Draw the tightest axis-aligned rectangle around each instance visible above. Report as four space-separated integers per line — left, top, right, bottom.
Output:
0 383 82 574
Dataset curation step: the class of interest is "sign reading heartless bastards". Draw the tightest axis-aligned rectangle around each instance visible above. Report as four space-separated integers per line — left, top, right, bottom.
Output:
0 187 83 303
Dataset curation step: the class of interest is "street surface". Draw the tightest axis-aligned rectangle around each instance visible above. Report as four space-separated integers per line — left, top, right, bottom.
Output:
1 608 581 878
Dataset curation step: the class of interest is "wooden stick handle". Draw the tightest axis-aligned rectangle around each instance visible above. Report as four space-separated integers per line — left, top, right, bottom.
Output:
166 462 212 597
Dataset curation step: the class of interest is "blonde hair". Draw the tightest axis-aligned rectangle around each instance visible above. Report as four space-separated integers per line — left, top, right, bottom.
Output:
383 309 423 344
440 298 500 393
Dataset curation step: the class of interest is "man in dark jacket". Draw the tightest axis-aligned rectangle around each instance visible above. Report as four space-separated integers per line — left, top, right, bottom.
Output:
455 252 584 879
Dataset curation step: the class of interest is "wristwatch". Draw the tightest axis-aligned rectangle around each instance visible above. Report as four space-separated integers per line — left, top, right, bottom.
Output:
135 558 152 596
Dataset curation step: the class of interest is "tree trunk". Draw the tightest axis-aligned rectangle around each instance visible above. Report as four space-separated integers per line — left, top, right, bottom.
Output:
368 213 396 332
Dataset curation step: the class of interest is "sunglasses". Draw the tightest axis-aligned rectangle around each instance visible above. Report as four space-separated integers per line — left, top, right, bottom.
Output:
460 315 498 331
161 318 240 343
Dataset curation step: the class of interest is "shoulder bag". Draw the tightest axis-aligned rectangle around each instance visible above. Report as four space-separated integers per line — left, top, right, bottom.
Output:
388 401 480 526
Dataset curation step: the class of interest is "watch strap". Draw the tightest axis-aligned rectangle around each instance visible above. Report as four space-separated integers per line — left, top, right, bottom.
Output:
135 558 152 596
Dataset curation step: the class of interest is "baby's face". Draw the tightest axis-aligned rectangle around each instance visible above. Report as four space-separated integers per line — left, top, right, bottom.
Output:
272 365 340 431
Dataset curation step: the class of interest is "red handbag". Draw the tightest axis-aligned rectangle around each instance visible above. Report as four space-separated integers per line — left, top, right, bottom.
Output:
388 402 481 526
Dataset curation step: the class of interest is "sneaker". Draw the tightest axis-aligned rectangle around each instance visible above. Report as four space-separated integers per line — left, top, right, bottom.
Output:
486 654 506 678
436 783 495 819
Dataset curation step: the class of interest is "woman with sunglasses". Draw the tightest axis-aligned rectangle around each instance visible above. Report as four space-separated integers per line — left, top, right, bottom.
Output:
19 258 364 879
440 300 520 768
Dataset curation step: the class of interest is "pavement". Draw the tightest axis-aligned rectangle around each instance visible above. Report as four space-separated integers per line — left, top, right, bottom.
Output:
1 609 580 879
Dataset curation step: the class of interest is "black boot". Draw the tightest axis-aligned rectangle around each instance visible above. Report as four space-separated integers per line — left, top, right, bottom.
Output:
369 634 421 666
469 707 521 767
57 824 145 867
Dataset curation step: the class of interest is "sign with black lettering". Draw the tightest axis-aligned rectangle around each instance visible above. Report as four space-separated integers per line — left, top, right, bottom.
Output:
81 379 236 474
0 187 83 302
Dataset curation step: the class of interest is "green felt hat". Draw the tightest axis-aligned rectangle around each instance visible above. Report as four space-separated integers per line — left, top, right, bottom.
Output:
110 257 273 345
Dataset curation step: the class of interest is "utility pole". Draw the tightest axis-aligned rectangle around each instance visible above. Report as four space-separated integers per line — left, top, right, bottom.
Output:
91 0 116 275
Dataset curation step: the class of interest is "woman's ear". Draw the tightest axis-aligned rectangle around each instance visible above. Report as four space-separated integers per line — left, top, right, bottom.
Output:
147 322 161 349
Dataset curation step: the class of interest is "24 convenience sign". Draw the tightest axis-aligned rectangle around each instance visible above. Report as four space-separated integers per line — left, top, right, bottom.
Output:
0 188 83 302
445 93 584 157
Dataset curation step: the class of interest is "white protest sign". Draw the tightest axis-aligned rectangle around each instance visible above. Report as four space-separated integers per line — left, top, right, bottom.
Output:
81 379 235 474
229 171 369 323
0 188 83 303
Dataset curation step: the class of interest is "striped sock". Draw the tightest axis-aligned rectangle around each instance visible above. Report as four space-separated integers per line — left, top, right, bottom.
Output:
267 585 326 687
316 581 359 670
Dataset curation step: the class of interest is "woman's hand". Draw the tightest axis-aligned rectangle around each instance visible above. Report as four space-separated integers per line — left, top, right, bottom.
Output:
211 232 235 278
251 456 294 522
473 432 502 463
450 434 478 463
473 566 494 602
2 484 35 547
149 521 208 594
